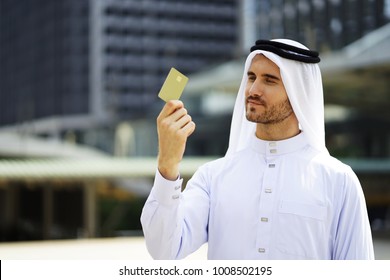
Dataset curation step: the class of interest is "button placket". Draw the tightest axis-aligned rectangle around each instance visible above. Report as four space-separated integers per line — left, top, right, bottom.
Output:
265 188 272 193
258 248 266 253
269 142 277 154
256 145 278 257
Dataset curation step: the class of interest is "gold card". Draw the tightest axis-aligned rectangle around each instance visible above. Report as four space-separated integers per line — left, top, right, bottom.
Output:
158 67 189 102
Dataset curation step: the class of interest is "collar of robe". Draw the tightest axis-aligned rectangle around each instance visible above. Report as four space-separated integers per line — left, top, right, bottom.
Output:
250 40 321 64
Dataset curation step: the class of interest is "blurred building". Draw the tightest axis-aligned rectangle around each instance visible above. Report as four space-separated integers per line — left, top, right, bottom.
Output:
1 0 389 156
98 0 238 119
0 0 90 127
0 0 239 154
240 0 390 52
0 0 238 241
0 0 239 241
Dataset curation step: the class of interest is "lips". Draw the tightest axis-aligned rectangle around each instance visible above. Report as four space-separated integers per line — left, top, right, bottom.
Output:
246 97 265 106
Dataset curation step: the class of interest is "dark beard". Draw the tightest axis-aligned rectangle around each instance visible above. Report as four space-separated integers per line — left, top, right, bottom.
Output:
246 97 294 124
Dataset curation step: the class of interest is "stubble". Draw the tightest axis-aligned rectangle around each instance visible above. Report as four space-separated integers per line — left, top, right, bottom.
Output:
246 97 294 124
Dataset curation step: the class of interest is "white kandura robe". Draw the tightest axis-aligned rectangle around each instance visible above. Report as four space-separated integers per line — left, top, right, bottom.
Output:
141 39 374 260
141 132 374 260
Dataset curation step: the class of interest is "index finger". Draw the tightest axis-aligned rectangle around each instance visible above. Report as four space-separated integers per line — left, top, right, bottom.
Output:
159 100 184 119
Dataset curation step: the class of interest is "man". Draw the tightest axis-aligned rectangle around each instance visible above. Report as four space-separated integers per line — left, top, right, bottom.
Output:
141 39 375 260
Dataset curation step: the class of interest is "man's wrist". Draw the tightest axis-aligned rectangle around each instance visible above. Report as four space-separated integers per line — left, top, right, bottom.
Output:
157 163 179 181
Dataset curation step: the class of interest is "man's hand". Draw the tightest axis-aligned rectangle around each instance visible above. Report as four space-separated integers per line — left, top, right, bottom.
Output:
157 100 196 180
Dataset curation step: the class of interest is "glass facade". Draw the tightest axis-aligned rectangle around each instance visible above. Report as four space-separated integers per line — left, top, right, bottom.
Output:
99 0 238 118
0 0 90 126
0 0 238 126
248 0 388 51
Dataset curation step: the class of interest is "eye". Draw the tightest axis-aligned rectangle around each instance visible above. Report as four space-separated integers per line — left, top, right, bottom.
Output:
247 75 256 82
265 78 276 84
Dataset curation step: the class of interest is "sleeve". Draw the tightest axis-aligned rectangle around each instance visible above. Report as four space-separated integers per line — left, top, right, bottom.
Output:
140 167 210 259
332 167 375 260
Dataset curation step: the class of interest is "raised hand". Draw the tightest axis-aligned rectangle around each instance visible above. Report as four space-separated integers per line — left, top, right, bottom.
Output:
156 100 196 180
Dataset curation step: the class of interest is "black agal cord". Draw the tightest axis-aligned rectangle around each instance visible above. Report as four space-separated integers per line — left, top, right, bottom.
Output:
250 40 320 63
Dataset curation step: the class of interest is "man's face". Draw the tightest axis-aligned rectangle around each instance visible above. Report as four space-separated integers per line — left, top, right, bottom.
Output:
245 54 294 124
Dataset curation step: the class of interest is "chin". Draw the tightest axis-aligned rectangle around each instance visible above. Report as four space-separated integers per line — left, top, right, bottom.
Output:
245 112 259 123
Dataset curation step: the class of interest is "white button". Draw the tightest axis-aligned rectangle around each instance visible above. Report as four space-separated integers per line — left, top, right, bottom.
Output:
269 142 277 147
265 188 272 193
268 164 275 168
270 149 277 154
172 195 180 199
174 185 181 190
261 217 268 222
258 248 266 253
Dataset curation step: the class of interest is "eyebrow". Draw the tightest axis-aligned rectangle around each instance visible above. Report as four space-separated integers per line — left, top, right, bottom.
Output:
247 71 280 81
262 73 280 81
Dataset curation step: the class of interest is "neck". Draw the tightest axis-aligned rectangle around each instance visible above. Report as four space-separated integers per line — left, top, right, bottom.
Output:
255 115 300 141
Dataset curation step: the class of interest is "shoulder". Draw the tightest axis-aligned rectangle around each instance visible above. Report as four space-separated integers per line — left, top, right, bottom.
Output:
309 149 361 189
308 148 353 173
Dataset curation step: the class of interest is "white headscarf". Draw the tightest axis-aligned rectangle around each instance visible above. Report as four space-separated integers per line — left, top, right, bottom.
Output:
226 39 328 156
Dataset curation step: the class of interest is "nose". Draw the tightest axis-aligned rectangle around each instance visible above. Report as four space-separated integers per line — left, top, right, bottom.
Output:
248 79 264 97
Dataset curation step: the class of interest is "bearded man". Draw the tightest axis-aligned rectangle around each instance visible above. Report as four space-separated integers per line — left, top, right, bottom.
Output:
141 39 374 260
